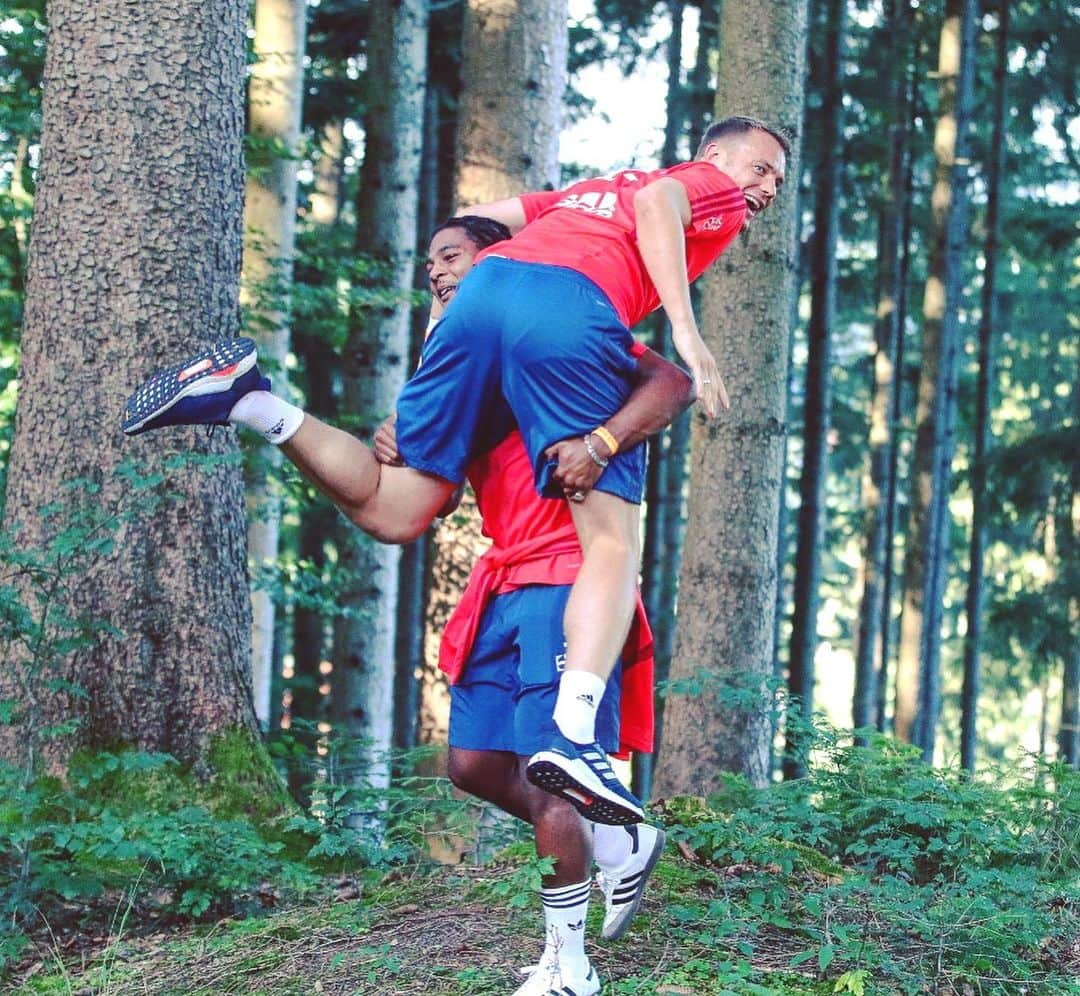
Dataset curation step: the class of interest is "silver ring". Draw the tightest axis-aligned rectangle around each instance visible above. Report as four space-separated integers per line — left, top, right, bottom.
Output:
703 379 712 385
569 491 586 503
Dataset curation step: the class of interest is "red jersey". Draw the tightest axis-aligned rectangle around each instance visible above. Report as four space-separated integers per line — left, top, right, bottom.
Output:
438 415 656 755
480 161 746 328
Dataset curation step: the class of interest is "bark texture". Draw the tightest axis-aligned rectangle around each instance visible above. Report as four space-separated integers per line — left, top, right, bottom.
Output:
454 0 567 205
895 0 977 756
784 0 845 780
852 0 912 734
0 0 254 766
960 0 1008 771
243 0 307 727
332 0 427 787
653 0 808 795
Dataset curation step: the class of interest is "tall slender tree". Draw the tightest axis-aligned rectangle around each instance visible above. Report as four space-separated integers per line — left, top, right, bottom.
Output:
243 0 308 728
654 0 809 793
637 1 689 799
895 0 978 759
784 0 845 780
960 0 1009 772
0 0 257 768
852 0 913 736
331 0 428 789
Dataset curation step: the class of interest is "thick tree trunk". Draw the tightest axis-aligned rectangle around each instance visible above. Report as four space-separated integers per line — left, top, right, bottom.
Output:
895 0 977 761
455 0 567 205
783 0 844 780
852 0 912 738
960 1 1008 772
332 0 427 791
243 0 307 728
654 0 808 794
0 0 255 768
418 0 568 752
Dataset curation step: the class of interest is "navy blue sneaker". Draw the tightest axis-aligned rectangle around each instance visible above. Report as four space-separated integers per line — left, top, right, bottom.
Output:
526 734 645 826
122 338 268 435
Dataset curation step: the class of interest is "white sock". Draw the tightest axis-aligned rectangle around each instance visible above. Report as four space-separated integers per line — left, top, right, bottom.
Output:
228 390 304 445
553 670 607 744
539 878 591 978
592 823 634 873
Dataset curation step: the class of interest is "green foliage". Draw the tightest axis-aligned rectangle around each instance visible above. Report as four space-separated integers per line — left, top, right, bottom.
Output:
656 728 1080 994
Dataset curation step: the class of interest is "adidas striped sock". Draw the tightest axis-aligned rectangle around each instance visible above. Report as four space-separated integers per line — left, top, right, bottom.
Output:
539 877 591 978
228 391 304 445
553 670 607 744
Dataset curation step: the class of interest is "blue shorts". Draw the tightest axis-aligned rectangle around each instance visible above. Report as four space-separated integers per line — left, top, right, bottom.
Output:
396 257 647 504
448 584 623 756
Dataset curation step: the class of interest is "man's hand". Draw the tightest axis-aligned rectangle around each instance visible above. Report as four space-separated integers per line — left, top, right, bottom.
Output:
373 416 404 466
544 437 606 501
671 322 729 418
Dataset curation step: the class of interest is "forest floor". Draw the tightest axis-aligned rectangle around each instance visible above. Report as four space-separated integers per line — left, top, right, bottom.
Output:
7 844 846 996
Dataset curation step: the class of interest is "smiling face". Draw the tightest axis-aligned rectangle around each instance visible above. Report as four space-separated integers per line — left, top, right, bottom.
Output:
426 227 481 305
699 129 787 224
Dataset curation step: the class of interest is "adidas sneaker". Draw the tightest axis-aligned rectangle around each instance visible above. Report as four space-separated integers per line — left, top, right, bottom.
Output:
526 733 644 826
122 338 268 435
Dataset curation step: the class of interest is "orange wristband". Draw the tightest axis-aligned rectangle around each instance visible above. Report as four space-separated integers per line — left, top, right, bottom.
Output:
591 426 619 456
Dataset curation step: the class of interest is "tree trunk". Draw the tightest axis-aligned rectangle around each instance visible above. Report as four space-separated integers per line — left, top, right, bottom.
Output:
894 0 977 760
686 2 718 146
417 0 568 753
653 0 808 795
635 2 688 799
879 105 917 734
659 1 685 166
332 0 427 792
852 0 912 737
243 0 307 728
0 0 256 769
960 0 1008 773
783 0 844 781
454 0 567 205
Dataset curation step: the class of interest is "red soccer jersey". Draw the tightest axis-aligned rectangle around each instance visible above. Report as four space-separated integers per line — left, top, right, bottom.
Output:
479 161 747 328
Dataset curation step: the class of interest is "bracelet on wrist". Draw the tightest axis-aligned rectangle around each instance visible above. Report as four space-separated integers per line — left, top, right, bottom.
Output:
582 434 609 468
591 425 619 456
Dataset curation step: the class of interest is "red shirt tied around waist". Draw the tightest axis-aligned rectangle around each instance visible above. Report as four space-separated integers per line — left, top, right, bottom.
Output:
479 161 747 329
439 389 656 756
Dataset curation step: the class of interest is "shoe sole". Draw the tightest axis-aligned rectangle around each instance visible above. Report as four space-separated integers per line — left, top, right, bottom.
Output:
601 827 666 941
526 754 644 826
122 338 257 435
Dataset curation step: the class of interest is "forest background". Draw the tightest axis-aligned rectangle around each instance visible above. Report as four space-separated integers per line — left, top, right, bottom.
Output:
0 0 1076 993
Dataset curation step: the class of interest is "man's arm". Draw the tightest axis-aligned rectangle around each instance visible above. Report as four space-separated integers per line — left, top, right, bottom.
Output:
457 196 529 234
632 178 727 417
544 347 695 497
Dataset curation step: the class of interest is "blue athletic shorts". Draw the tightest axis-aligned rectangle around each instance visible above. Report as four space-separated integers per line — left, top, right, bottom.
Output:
396 257 648 504
448 584 623 756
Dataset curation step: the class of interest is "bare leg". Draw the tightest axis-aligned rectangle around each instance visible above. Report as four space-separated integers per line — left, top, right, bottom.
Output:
563 490 641 681
448 747 591 885
281 414 453 544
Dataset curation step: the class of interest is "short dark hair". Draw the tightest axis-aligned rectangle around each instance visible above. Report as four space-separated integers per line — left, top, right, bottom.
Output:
695 116 792 159
431 215 512 251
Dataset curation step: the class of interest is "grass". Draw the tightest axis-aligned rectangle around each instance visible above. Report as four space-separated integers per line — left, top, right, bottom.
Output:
8 852 844 996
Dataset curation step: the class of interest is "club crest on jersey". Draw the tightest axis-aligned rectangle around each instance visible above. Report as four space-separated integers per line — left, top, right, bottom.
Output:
556 190 617 219
701 215 725 231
